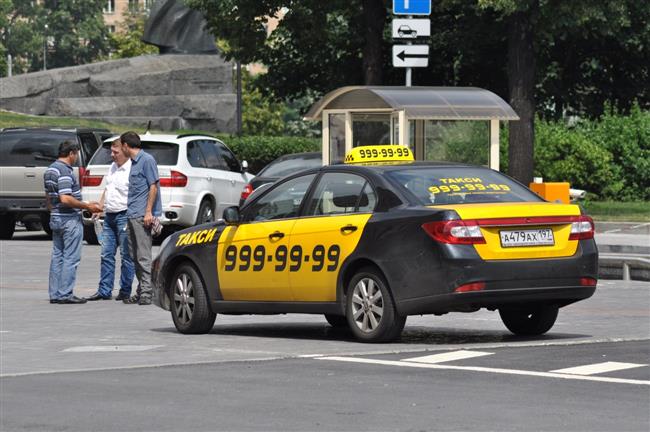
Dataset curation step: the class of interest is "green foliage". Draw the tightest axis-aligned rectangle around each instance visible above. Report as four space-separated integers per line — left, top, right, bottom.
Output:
534 119 622 199
241 75 285 136
590 104 650 201
41 0 110 69
1 0 43 74
215 134 319 174
108 7 157 59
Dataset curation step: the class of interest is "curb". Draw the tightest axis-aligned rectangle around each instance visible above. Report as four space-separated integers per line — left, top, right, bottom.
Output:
599 254 650 282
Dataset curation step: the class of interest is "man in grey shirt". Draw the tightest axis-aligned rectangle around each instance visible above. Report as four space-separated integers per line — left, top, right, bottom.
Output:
120 131 162 305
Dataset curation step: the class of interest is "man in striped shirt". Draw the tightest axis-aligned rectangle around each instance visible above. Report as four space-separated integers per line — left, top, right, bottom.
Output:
44 140 101 304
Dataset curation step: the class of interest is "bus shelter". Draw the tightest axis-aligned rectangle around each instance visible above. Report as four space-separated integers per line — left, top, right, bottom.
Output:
304 86 519 171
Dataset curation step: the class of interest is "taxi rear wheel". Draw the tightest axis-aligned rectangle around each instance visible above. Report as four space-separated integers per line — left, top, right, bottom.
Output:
170 263 216 334
499 304 559 336
346 267 406 343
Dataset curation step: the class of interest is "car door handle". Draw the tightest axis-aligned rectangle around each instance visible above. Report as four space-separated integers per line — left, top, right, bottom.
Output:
25 173 36 178
340 224 358 233
230 179 236 185
207 176 212 181
269 231 285 240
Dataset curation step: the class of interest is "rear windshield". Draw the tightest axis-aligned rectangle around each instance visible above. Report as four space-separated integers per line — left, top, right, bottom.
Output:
258 154 322 178
385 167 542 205
0 131 76 166
90 141 179 165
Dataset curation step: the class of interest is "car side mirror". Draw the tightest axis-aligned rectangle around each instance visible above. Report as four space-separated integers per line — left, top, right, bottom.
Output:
241 160 249 173
223 206 241 225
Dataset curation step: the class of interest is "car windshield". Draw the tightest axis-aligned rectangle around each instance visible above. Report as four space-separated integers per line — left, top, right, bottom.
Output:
0 130 76 166
385 166 542 205
257 154 322 178
91 141 179 165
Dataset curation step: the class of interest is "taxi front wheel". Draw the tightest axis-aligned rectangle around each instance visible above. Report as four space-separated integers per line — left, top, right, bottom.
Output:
499 304 558 336
170 263 216 334
346 267 406 343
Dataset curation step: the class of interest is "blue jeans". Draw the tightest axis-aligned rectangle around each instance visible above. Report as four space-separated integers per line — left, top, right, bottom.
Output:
98 211 134 297
49 214 83 300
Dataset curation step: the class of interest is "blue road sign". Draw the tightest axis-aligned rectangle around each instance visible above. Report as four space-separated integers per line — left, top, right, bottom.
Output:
393 0 431 16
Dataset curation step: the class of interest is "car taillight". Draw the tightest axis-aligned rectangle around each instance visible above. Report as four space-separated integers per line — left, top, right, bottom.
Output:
160 170 187 187
580 277 597 287
80 168 103 187
421 220 486 245
454 282 485 293
569 215 595 240
240 183 253 201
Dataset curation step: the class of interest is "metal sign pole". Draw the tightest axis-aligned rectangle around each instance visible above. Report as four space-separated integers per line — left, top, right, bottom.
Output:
406 68 412 87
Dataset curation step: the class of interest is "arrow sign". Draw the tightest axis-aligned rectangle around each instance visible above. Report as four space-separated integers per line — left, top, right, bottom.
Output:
393 0 431 16
392 19 431 39
392 45 429 67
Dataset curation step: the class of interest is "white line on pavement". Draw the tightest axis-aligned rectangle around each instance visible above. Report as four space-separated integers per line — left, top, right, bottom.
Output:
404 350 493 364
551 361 647 375
316 357 650 386
62 345 164 353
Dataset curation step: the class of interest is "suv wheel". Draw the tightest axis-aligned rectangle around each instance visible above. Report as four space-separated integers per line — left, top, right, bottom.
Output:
0 214 16 240
195 200 214 225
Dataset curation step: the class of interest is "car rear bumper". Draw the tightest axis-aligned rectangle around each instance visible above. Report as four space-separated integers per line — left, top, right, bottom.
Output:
0 197 48 214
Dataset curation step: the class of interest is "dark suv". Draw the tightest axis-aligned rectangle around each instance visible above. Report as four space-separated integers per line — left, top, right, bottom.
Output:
0 127 112 239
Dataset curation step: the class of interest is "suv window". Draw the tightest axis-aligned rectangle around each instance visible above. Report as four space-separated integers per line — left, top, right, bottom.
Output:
187 141 207 168
91 141 179 165
0 130 77 167
258 154 321 178
78 133 100 163
215 142 241 172
198 140 226 170
307 173 376 216
244 174 316 222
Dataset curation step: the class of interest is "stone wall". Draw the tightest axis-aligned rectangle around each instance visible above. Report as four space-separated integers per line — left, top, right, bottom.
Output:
0 54 235 132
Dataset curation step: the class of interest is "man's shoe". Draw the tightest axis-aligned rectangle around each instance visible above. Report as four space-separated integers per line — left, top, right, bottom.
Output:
123 296 140 304
115 293 130 301
85 293 112 301
49 299 59 304
58 296 87 304
138 298 152 306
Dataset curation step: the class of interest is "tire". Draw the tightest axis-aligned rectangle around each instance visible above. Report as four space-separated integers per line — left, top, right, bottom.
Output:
0 214 15 240
40 214 52 237
345 266 406 342
25 221 43 231
499 305 559 336
83 224 99 245
195 199 214 225
170 263 216 334
325 314 348 328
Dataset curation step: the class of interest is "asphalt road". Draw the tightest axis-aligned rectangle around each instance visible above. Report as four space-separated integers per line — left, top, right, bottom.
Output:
1 229 649 431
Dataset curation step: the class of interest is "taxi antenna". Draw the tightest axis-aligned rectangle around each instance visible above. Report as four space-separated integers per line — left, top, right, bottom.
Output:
144 120 152 135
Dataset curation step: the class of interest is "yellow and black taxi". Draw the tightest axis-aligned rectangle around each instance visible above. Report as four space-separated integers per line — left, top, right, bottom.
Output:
151 146 598 342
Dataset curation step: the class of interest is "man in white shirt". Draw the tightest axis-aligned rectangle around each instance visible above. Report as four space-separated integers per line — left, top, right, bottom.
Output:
86 140 135 301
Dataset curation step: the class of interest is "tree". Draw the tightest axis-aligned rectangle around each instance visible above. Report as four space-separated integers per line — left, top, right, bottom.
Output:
39 0 110 69
0 0 44 75
109 6 158 59
187 0 388 98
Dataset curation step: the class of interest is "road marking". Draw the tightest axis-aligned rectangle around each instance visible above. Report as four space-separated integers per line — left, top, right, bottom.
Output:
316 357 650 386
62 345 164 353
404 350 493 364
603 229 622 233
551 361 647 375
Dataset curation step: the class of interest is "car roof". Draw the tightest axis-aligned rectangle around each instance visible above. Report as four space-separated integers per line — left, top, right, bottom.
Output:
102 133 222 145
1 126 110 133
324 160 477 173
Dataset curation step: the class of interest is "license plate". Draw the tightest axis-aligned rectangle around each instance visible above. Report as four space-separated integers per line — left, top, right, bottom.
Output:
499 228 555 247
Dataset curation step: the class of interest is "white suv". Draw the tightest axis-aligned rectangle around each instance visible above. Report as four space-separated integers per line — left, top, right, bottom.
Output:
81 133 253 243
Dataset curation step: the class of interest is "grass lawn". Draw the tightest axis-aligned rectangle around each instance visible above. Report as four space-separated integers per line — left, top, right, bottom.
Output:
582 201 650 222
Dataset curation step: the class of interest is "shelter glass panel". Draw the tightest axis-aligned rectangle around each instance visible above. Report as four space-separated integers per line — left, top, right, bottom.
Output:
328 113 346 164
423 120 489 166
351 113 390 147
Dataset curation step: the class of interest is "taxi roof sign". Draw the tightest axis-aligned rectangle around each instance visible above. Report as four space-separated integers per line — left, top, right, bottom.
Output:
344 145 414 165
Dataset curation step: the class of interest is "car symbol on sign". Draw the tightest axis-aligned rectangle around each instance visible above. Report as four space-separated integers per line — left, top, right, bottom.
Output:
397 25 417 38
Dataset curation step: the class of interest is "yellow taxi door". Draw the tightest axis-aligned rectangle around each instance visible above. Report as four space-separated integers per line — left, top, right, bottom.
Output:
288 173 375 302
216 174 316 301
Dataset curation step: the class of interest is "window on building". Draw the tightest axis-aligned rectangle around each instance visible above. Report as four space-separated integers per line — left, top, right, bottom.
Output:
129 0 139 11
107 25 116 33
103 0 115 14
